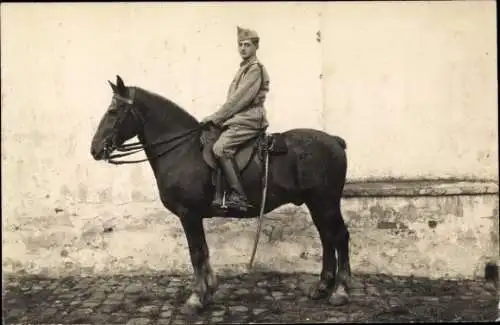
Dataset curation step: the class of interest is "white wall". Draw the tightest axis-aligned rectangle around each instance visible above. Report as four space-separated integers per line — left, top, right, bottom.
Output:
1 2 497 216
321 1 498 181
1 2 323 213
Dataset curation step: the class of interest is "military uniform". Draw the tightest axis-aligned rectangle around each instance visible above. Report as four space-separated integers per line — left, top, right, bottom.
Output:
202 26 269 212
205 28 270 158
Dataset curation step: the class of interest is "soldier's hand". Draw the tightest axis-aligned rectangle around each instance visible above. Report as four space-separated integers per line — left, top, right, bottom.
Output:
201 114 223 127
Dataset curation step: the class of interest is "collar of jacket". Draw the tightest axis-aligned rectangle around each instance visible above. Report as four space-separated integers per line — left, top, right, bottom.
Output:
240 56 258 67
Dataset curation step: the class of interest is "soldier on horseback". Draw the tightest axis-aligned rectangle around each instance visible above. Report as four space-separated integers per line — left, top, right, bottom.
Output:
201 26 270 212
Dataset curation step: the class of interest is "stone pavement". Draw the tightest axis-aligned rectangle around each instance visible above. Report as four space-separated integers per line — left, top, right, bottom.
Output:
2 271 498 324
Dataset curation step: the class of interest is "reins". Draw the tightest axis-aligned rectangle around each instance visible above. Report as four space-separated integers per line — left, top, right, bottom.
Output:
107 126 202 165
105 90 203 165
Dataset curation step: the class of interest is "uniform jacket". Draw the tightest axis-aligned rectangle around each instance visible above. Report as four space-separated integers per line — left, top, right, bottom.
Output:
210 56 270 129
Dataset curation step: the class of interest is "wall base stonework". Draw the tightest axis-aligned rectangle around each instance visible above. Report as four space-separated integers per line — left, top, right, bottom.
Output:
3 181 498 280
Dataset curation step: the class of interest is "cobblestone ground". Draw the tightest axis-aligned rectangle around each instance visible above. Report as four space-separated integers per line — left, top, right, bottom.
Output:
2 271 498 324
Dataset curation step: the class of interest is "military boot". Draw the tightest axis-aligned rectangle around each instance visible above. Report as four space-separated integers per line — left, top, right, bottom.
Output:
217 157 253 212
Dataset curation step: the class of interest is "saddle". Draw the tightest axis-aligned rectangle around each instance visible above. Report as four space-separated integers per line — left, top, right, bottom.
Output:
200 124 288 209
201 124 287 171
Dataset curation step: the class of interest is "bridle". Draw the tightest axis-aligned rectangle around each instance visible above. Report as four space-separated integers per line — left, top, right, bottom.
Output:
104 88 203 165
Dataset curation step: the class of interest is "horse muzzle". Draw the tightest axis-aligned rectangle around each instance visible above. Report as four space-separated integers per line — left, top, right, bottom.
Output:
91 138 115 161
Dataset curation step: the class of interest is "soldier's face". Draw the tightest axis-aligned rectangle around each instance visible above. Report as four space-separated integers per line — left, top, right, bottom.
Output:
238 40 257 59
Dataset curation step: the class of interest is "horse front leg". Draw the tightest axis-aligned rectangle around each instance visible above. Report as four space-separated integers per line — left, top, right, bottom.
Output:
179 214 219 314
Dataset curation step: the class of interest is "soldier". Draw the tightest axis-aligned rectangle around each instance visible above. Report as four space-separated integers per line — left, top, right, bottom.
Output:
201 26 270 212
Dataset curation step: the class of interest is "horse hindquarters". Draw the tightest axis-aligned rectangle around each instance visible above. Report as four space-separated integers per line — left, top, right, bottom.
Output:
284 129 350 304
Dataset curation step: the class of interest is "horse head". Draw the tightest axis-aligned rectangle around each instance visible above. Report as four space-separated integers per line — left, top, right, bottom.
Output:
91 75 142 160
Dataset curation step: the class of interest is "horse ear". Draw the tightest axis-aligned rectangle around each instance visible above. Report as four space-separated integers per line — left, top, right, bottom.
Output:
116 75 125 92
108 80 117 93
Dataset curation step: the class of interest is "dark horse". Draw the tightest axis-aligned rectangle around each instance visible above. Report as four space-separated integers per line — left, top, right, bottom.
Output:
90 75 351 313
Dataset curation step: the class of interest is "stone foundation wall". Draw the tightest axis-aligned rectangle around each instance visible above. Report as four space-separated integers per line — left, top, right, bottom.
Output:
3 180 497 280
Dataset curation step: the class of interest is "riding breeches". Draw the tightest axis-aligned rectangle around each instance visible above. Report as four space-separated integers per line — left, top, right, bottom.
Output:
212 125 261 158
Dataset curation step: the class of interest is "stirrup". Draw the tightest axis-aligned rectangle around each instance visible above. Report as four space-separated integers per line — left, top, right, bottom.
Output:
225 192 253 211
212 190 230 209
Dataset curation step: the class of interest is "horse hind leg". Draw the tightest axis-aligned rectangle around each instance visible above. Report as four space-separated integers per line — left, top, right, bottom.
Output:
329 202 351 306
306 193 338 300
306 192 351 306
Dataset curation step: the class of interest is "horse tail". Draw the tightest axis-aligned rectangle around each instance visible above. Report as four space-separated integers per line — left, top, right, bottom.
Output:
334 136 347 150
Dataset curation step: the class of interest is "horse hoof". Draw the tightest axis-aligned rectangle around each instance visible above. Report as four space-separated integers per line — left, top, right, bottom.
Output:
181 293 204 315
204 292 215 305
181 302 203 316
329 291 349 306
308 283 329 300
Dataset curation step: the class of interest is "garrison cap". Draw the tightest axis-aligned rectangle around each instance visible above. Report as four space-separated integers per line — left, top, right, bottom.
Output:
237 26 259 42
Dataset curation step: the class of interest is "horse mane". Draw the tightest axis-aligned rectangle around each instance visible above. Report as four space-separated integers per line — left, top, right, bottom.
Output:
133 86 200 127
